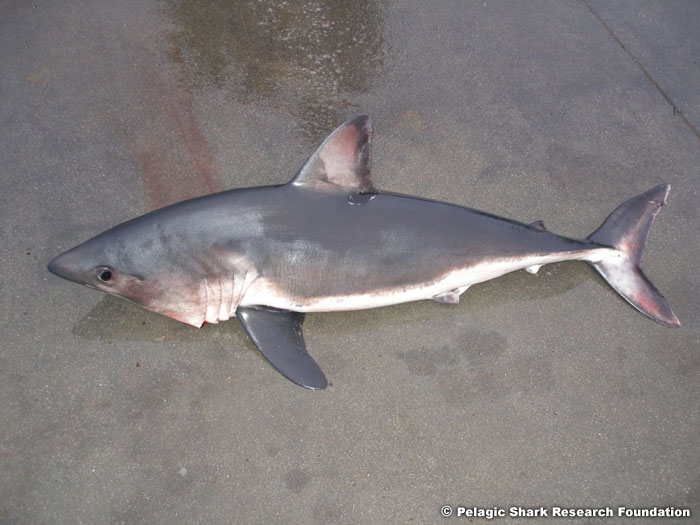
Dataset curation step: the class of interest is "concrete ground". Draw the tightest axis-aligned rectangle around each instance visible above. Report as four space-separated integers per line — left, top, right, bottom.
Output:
1 1 698 523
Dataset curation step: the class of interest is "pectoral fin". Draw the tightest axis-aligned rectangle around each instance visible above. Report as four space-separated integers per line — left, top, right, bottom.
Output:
236 306 328 390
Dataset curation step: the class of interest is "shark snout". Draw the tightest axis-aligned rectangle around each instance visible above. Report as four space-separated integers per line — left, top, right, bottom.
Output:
48 250 86 284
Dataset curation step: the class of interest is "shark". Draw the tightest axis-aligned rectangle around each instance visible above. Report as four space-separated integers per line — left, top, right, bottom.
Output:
48 116 680 389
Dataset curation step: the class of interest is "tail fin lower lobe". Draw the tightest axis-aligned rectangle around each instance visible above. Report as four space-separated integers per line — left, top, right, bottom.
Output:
587 184 680 327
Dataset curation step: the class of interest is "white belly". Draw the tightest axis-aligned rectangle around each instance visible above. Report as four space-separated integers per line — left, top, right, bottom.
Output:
240 248 617 313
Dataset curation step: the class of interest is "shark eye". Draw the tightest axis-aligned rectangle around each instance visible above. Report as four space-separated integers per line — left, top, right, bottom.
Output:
97 268 113 282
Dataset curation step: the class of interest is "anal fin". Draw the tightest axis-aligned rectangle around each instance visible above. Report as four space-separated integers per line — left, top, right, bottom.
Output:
236 306 328 390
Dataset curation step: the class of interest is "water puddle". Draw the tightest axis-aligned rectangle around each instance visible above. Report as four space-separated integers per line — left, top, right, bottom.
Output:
163 0 387 142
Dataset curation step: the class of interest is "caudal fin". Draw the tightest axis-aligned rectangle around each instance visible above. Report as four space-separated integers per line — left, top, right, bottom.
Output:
587 184 680 327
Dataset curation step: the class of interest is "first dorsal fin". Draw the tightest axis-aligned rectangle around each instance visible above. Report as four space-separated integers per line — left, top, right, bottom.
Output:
291 115 375 193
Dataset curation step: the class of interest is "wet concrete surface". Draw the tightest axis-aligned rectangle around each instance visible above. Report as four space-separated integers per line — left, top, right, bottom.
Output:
1 1 698 523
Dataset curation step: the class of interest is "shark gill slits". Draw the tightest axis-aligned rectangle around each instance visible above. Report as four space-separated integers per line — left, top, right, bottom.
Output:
97 268 113 282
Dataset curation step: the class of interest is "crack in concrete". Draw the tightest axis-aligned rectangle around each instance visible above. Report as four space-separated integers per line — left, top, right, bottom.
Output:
582 0 700 141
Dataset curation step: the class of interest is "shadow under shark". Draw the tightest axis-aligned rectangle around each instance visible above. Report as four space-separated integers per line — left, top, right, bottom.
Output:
48 116 680 390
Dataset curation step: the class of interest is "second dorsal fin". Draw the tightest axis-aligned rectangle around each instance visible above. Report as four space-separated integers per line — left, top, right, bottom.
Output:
290 115 375 193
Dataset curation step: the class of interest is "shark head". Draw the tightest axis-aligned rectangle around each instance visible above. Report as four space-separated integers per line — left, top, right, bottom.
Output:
48 218 209 327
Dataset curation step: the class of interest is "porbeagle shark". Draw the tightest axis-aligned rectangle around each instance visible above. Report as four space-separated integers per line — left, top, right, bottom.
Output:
49 116 680 389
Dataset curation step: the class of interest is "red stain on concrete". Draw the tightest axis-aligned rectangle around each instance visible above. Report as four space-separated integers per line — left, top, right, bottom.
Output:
134 75 224 210
163 91 220 195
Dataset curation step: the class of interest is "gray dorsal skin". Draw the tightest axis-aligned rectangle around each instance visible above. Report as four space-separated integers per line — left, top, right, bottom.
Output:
48 116 680 390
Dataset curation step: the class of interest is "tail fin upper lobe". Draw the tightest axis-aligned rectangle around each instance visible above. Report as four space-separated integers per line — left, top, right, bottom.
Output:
587 184 680 327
